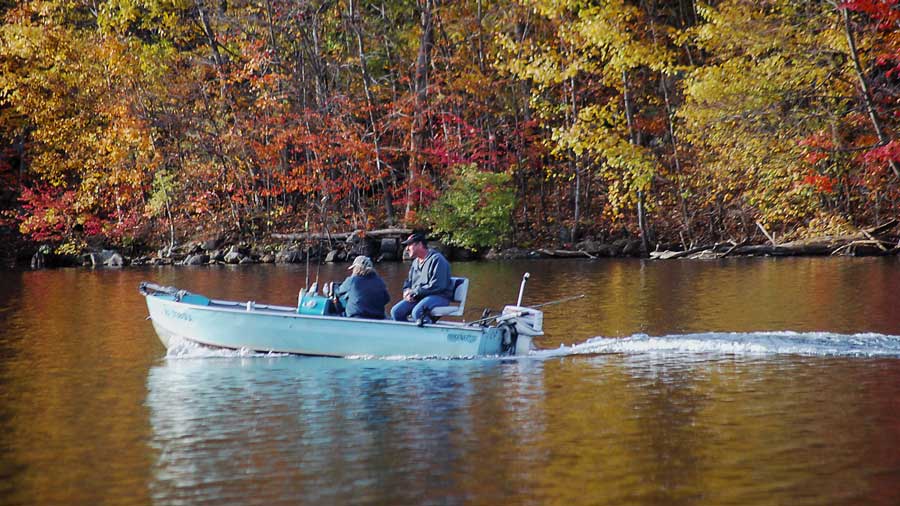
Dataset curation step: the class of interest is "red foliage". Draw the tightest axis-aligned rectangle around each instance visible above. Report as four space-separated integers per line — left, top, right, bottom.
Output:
423 111 531 177
18 187 76 242
635 116 667 137
801 171 836 194
842 0 900 28
798 133 835 166
865 139 900 164
17 183 145 244
843 1 900 77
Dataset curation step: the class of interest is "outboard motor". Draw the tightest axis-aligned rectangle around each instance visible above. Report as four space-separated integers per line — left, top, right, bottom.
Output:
499 305 543 355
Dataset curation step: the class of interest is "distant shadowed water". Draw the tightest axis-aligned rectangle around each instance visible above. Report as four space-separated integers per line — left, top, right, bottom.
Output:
1 257 900 505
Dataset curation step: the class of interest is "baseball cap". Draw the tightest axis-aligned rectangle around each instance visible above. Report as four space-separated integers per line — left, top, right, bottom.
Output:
348 255 374 270
400 233 427 246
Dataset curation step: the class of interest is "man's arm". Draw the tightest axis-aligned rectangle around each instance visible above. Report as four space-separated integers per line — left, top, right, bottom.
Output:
410 254 450 298
402 264 415 291
336 277 353 298
401 263 416 301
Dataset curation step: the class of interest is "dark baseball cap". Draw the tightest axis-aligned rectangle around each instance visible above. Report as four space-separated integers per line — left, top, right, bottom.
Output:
401 233 427 246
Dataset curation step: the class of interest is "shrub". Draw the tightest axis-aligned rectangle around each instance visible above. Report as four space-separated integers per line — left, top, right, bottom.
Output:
424 164 515 250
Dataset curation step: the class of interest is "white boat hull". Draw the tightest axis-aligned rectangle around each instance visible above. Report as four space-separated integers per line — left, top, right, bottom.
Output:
143 287 517 358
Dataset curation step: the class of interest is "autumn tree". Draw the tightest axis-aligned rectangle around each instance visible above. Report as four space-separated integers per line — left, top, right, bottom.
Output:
679 0 900 240
497 0 682 250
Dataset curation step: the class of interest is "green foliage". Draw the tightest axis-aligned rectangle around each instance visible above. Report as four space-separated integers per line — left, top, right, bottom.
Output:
148 169 178 215
424 165 515 250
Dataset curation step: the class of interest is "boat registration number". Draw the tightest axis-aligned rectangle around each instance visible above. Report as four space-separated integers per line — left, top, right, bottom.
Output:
447 333 476 343
164 308 193 322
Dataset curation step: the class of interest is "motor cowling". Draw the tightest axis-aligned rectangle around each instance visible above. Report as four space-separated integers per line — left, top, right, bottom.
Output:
500 305 544 336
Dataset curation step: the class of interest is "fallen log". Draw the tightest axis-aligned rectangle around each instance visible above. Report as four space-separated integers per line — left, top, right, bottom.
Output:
831 240 894 256
536 248 597 259
273 232 351 241
859 228 888 252
864 219 898 236
721 240 747 257
273 228 412 242
731 244 832 256
651 242 737 260
365 228 414 238
661 244 714 260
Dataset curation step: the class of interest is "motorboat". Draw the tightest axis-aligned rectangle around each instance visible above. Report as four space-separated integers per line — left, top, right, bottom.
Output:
139 275 544 358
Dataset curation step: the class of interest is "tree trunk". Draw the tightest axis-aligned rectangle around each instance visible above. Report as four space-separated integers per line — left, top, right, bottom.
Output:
348 0 395 224
661 72 692 243
406 0 435 222
195 0 224 70
841 7 900 178
569 76 580 242
515 19 533 236
623 70 650 253
637 190 650 254
164 195 176 255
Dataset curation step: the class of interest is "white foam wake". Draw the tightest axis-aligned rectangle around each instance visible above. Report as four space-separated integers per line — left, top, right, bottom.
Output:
165 336 288 359
533 331 900 359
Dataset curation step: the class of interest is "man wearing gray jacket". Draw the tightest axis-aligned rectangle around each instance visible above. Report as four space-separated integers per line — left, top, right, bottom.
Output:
390 233 454 324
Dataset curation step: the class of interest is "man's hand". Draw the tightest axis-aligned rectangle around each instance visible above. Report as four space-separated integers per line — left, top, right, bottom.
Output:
403 289 416 302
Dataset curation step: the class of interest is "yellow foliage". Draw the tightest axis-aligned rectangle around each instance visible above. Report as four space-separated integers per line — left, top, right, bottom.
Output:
781 213 855 242
677 0 860 227
497 0 673 215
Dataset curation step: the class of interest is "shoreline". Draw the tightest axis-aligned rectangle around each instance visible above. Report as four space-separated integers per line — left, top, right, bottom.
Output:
20 234 900 271
19 219 900 269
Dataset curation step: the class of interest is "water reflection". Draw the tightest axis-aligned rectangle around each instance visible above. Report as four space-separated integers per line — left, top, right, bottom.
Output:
144 350 900 506
146 357 546 505
0 269 155 506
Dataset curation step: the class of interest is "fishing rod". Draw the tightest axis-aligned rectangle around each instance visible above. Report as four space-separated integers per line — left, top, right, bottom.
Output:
465 294 585 327
312 194 329 294
529 294 585 309
304 215 311 290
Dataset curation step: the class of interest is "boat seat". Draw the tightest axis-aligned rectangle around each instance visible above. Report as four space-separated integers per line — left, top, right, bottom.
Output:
429 277 469 319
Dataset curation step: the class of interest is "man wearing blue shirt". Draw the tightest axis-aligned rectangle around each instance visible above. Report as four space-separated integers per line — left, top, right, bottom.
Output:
390 233 454 324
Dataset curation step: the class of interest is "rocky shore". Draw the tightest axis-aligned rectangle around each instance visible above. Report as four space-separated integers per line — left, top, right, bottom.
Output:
25 220 900 269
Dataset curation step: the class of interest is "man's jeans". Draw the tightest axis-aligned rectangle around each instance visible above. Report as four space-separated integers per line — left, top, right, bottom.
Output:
390 295 451 323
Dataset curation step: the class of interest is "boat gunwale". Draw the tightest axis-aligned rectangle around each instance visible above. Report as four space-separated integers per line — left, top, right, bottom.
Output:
145 293 488 333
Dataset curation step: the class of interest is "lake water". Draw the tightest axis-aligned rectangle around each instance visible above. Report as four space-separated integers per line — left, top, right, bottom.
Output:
1 258 899 505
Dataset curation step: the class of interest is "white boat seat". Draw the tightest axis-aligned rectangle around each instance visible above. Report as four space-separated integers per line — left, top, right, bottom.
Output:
429 277 469 318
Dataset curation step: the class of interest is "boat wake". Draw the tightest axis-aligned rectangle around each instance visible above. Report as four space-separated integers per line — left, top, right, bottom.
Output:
534 331 900 359
165 336 290 359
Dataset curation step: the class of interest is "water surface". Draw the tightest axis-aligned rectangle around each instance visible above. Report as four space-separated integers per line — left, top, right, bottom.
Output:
1 258 899 505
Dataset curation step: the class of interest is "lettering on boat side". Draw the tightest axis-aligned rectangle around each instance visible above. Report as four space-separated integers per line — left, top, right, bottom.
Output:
164 308 192 322
447 333 476 343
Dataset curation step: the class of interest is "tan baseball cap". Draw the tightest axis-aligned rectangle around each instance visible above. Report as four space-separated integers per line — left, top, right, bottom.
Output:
348 255 373 270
